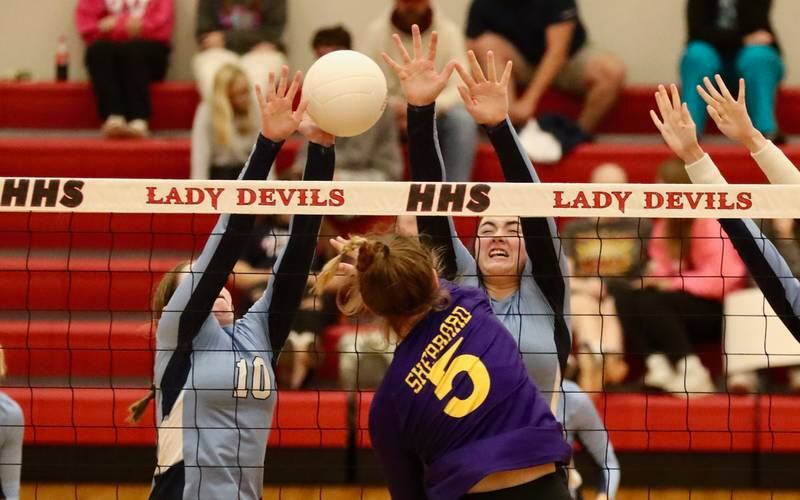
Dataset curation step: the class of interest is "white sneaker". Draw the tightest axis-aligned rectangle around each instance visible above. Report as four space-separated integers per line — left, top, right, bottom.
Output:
727 371 759 394
668 355 715 396
643 353 675 390
517 119 562 164
127 119 150 138
101 115 127 138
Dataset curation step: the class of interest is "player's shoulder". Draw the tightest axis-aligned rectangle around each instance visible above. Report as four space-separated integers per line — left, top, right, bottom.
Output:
0 393 23 424
442 280 490 311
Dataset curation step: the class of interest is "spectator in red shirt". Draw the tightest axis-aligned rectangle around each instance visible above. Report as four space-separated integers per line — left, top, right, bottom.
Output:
75 0 173 138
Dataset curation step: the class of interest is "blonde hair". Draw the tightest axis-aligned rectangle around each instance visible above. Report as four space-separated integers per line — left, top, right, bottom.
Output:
315 234 449 336
211 64 254 150
128 261 190 424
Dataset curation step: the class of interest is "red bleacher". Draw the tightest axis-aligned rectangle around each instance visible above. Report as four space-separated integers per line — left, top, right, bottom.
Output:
3 80 800 457
4 82 800 135
4 387 348 448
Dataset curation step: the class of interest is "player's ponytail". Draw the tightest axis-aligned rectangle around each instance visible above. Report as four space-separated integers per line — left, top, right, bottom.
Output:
127 385 155 424
316 234 449 337
128 261 190 424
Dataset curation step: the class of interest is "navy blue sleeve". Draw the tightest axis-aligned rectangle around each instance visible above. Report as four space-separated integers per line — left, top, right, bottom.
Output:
485 118 572 375
157 134 282 416
407 103 477 281
719 218 800 341
238 142 335 356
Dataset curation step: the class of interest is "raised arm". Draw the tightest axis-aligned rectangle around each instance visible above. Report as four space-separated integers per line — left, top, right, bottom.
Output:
157 68 307 352
382 24 474 280
238 121 336 357
652 82 800 342
456 50 572 372
698 75 800 184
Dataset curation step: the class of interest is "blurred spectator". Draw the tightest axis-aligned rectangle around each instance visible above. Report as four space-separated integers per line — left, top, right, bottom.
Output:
681 0 783 139
613 159 748 395
466 0 625 142
364 0 478 182
561 163 648 392
191 63 258 180
75 0 173 138
194 0 286 101
290 26 403 183
232 215 336 389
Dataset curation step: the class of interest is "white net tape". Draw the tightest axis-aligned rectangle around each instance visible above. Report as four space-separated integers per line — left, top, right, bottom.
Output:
1 177 793 217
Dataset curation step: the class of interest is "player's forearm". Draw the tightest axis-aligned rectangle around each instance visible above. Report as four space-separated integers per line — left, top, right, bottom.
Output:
751 140 800 184
407 103 460 278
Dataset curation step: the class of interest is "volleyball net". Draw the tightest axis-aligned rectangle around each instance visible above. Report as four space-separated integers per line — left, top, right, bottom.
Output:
4 176 800 496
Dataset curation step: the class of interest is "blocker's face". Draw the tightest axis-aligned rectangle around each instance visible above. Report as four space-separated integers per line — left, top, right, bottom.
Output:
475 217 527 278
176 268 235 327
228 75 251 113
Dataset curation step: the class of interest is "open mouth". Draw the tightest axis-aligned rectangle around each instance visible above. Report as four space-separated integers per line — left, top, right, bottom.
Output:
488 249 508 259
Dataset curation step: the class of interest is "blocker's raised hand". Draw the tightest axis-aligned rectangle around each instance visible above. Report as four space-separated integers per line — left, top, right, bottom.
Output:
455 50 513 126
255 66 308 142
381 24 456 107
697 75 767 153
650 83 705 164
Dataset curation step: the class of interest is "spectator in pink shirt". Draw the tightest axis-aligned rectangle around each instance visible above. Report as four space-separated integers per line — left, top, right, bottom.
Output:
614 158 748 395
75 0 173 138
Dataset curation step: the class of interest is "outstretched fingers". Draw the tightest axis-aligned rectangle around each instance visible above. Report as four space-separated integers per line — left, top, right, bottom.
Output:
254 84 268 111
277 65 289 98
737 78 746 104
499 60 513 87
391 33 412 64
292 100 309 123
382 52 403 74
650 109 665 132
457 84 474 110
486 51 497 83
714 74 735 102
454 62 476 88
286 70 303 102
427 30 439 62
467 50 487 83
702 76 725 102
411 24 423 60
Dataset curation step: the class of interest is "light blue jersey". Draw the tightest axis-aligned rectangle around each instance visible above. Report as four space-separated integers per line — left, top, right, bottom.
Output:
0 392 22 500
407 104 571 408
557 380 620 499
150 137 334 500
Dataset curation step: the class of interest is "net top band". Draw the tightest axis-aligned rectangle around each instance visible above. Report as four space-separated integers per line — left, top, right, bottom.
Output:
0 177 793 218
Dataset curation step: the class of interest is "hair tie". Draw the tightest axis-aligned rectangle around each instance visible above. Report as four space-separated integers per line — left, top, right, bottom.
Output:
356 245 376 273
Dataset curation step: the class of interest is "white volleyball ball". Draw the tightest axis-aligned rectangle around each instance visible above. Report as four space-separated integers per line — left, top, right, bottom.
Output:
302 50 388 137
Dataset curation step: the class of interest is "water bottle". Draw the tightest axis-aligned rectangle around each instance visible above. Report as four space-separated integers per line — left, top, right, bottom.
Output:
55 35 69 82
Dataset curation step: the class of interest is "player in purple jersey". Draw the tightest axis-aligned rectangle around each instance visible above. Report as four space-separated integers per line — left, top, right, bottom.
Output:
316 234 572 499
382 25 571 409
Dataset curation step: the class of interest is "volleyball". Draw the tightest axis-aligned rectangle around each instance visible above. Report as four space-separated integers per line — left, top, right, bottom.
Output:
302 50 388 137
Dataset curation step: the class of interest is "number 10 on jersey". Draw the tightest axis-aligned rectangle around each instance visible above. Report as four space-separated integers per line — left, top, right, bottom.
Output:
234 356 272 399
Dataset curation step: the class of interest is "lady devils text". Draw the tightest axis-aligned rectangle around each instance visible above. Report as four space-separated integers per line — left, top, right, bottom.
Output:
553 189 752 213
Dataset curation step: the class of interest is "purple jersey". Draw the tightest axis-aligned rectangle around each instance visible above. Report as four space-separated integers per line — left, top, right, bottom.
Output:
369 281 572 500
